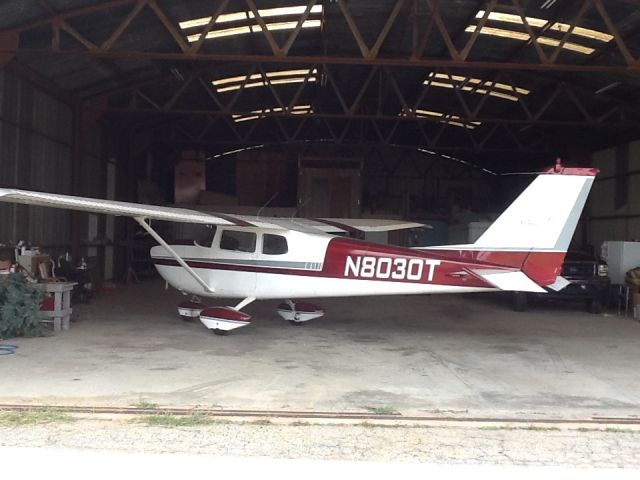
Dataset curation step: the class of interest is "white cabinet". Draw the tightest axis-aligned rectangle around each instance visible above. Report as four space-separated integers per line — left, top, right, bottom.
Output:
601 241 640 284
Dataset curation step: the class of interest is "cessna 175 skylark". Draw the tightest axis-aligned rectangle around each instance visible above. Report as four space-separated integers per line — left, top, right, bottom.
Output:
0 160 597 335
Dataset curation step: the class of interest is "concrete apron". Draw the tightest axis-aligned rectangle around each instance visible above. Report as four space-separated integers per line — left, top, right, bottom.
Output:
1 279 639 421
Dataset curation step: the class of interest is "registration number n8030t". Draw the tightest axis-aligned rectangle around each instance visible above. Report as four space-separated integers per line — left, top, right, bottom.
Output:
344 256 441 281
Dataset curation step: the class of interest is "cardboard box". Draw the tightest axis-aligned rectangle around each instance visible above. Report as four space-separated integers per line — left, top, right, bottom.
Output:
626 267 640 286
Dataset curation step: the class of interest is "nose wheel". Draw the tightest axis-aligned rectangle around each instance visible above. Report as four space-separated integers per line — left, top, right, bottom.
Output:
177 296 204 322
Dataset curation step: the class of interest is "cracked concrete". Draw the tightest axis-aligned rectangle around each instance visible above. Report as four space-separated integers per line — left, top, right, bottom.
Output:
1 279 639 419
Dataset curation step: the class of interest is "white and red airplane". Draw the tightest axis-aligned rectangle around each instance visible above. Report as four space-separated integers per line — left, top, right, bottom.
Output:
0 160 597 335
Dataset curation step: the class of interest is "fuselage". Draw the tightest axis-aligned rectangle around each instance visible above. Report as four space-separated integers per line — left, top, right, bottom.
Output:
149 226 543 300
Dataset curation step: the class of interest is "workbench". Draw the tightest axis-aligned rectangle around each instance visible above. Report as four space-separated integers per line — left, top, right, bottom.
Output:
34 282 76 332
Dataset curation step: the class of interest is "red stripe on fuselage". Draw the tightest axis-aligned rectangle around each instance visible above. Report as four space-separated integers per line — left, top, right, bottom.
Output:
153 258 327 278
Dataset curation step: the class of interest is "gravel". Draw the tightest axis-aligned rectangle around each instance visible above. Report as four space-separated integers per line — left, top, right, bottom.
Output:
2 418 640 468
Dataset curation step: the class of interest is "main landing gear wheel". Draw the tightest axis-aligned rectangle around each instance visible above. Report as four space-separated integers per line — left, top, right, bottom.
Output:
277 300 325 325
212 329 230 336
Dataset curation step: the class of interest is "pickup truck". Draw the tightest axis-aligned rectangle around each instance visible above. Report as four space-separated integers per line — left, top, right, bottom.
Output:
513 251 610 313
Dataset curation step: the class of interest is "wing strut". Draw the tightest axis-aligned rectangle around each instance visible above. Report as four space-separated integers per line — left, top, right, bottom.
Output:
134 217 215 294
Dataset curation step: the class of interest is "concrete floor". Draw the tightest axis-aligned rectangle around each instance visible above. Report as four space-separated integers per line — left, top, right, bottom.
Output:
1 279 639 418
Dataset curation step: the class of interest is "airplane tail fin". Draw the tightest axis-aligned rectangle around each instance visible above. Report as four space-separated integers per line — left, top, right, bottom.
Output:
470 160 598 289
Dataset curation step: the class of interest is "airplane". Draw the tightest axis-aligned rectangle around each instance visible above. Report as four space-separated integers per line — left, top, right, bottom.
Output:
0 159 598 335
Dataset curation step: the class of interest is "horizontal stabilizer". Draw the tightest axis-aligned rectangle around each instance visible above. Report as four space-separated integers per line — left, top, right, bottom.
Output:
547 276 571 292
468 269 546 293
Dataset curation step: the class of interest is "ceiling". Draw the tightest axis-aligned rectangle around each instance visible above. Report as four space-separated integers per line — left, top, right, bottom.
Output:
2 0 640 171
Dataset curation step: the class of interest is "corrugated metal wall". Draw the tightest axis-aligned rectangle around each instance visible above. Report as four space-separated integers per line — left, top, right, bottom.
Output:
0 68 103 248
589 140 640 250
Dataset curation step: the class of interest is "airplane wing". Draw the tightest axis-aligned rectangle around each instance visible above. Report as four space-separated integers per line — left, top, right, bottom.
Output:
0 188 425 233
264 217 427 234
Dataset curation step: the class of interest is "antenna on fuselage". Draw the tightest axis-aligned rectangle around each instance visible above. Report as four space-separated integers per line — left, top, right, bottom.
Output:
289 196 313 223
256 191 279 220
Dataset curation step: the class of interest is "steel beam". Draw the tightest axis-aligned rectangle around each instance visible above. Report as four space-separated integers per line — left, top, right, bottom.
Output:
103 106 640 127
7 48 640 73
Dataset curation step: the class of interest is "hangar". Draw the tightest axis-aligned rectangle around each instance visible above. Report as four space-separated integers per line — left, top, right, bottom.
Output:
1 0 640 426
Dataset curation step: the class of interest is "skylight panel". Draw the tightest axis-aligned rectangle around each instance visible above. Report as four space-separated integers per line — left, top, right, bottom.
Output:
186 20 321 42
233 105 313 123
212 69 317 93
465 25 529 41
464 26 594 54
180 5 323 42
475 10 548 28
549 22 613 42
401 108 481 130
470 9 612 56
424 73 530 102
180 5 324 29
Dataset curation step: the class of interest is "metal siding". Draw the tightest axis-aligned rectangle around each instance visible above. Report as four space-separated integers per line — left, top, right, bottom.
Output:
0 68 75 248
84 123 104 198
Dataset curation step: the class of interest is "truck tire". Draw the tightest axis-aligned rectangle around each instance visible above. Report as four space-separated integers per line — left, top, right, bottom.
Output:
587 298 602 314
513 292 528 312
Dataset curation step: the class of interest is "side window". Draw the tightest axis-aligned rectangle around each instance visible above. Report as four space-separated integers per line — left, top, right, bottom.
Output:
219 230 256 253
263 234 288 255
194 226 217 248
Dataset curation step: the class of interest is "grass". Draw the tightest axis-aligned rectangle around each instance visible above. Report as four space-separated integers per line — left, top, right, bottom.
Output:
604 427 639 434
363 405 399 415
137 412 219 427
0 408 74 426
358 421 406 429
137 413 280 427
250 419 272 425
130 401 159 410
478 424 560 431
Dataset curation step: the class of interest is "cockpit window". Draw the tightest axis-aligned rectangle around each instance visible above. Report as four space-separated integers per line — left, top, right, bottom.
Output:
220 230 256 253
262 234 288 255
194 226 217 247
